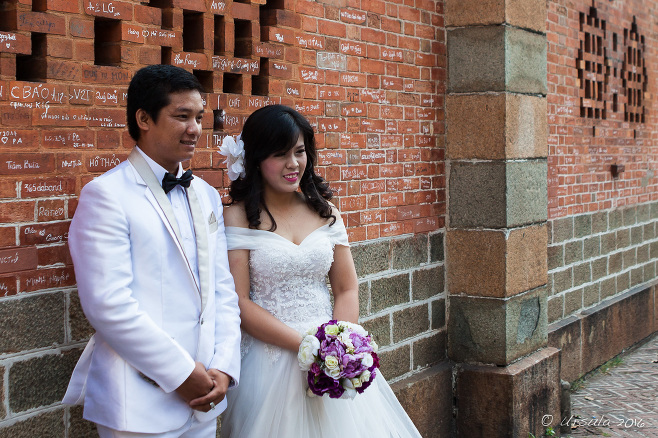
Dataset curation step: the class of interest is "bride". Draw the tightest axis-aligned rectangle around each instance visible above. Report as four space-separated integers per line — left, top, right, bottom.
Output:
218 105 422 438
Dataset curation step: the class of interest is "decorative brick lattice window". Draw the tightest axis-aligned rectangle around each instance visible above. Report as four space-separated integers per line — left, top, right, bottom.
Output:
577 6 608 120
622 18 647 123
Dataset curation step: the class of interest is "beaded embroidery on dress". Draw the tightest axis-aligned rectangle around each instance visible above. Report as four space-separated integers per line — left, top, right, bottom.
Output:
220 219 422 438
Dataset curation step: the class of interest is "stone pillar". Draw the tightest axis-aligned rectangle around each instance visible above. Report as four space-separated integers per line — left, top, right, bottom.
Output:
444 1 561 436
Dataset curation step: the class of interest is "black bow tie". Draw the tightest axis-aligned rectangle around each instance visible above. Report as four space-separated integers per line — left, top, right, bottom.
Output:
162 169 194 194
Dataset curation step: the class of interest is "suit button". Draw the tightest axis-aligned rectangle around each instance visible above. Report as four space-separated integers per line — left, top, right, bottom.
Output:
200 318 204 325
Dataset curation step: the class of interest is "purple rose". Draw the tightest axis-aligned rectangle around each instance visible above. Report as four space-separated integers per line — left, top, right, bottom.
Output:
350 332 373 354
340 354 366 379
319 338 346 361
308 370 345 398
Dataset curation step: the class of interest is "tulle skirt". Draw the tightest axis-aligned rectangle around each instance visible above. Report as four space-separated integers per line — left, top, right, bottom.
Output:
220 337 422 438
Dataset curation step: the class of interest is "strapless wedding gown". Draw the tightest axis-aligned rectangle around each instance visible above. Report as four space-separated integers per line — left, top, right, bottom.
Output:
219 219 422 438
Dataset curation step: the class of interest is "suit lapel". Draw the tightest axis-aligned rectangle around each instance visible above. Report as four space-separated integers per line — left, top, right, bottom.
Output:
127 148 202 298
187 185 209 312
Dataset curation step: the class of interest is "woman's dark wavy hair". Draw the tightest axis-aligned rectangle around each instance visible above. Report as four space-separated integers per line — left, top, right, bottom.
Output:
226 104 335 230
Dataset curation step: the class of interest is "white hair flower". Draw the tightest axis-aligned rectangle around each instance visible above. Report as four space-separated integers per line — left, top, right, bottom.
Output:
219 134 246 181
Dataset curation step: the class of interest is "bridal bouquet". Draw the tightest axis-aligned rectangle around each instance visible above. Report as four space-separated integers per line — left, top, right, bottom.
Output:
298 320 379 399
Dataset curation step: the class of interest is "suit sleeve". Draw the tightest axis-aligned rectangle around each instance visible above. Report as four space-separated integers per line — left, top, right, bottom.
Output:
69 180 195 393
208 200 242 385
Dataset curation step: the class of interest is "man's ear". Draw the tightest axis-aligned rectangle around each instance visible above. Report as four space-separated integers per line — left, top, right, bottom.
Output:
135 109 151 132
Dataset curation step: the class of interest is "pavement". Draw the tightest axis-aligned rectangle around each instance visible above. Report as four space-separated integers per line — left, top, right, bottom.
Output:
563 332 658 437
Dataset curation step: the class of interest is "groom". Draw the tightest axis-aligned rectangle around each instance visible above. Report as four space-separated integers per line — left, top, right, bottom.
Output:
63 64 241 437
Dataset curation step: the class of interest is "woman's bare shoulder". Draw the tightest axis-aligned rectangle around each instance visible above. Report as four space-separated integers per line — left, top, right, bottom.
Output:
223 202 249 228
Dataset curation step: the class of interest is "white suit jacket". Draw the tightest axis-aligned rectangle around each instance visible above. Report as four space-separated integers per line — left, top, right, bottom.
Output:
63 148 241 433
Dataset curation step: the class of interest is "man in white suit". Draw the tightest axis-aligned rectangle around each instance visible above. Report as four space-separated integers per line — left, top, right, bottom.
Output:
63 65 241 437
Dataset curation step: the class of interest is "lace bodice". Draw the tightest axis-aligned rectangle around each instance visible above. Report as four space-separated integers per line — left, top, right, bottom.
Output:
225 220 349 360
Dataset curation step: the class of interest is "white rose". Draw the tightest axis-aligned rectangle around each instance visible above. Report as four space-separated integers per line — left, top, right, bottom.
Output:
338 332 354 351
370 339 379 353
359 370 372 384
324 355 339 370
350 377 363 388
297 335 320 371
338 321 368 336
361 353 374 368
324 324 339 336
325 366 341 379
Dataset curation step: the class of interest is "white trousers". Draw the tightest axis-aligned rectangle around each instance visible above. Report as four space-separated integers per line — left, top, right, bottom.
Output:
96 416 216 438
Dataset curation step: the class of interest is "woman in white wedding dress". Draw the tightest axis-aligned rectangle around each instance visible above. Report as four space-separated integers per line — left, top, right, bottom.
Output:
219 105 422 438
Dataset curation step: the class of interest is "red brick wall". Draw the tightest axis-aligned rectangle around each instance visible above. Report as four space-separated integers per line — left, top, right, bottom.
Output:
547 0 658 219
0 0 445 296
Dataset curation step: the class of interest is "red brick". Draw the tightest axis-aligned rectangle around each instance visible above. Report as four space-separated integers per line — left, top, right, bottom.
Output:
69 18 94 38
0 153 55 175
134 5 161 26
0 274 18 297
86 152 127 173
20 266 75 292
16 12 66 35
0 226 16 247
20 222 69 246
47 0 81 13
84 0 133 20
36 199 66 222
0 246 37 274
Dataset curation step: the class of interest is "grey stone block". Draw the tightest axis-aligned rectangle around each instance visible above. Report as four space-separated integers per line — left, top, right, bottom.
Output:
644 262 656 283
583 236 601 259
391 234 428 270
551 216 573 243
69 291 94 342
378 344 411 380
393 304 430 342
601 277 616 300
608 209 623 229
448 26 547 94
564 288 583 315
370 273 410 313
9 350 80 413
652 202 658 219
547 244 564 271
622 248 637 270
413 331 446 368
637 204 650 223
591 211 608 234
412 265 444 300
351 240 390 277
547 295 563 323
601 232 617 254
0 410 64 438
429 232 444 262
361 314 391 348
583 283 600 307
431 298 446 329
631 267 643 287
506 160 548 226
448 26 506 92
637 244 650 264
448 288 548 365
449 160 547 228
0 292 65 354
617 272 630 293
609 252 622 274
0 365 4 420
564 240 583 265
574 214 592 238
69 405 98 438
630 225 643 245
616 228 631 249
622 206 637 226
573 262 591 287
552 267 572 293
651 241 658 260
358 282 369 317
591 257 607 281
643 223 655 240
